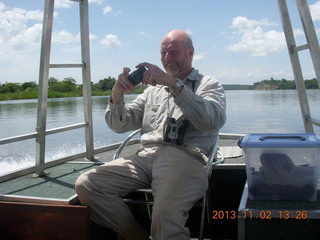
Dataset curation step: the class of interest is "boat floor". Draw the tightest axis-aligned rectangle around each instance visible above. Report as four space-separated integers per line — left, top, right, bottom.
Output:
2 138 320 239
0 138 244 204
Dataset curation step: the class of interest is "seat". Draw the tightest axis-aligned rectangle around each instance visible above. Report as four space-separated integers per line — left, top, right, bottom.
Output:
113 129 224 240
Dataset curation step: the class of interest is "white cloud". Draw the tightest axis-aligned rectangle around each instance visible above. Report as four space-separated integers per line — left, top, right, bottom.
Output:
56 0 105 8
138 31 152 38
55 0 73 9
52 29 79 43
26 10 43 21
9 23 42 50
310 1 320 21
0 5 43 51
230 16 277 30
227 16 286 56
101 34 121 47
89 34 97 41
103 6 112 14
102 6 122 16
216 66 268 83
89 0 104 4
194 52 208 62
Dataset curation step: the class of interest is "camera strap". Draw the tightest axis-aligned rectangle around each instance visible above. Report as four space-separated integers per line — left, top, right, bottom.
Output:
163 78 197 144
166 92 175 119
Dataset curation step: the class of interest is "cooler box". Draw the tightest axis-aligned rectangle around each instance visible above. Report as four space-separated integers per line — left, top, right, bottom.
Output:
238 133 320 201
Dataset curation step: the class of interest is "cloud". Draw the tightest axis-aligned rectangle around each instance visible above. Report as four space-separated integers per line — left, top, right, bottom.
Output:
0 4 43 51
310 1 320 21
138 31 152 38
89 0 104 4
193 52 208 62
103 6 112 14
102 6 122 16
100 34 121 47
55 0 74 9
56 0 105 8
230 16 277 30
25 10 43 21
227 16 286 56
52 30 79 43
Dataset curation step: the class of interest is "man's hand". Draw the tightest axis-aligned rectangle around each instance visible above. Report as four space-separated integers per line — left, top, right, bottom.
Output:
136 62 183 96
110 67 135 104
136 62 176 88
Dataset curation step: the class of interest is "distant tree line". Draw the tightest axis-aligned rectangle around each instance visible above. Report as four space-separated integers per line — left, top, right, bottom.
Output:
0 76 146 100
1 76 318 100
253 77 318 90
222 84 253 90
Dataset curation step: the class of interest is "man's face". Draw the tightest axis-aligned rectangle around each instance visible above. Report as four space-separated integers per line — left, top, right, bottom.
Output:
160 39 194 79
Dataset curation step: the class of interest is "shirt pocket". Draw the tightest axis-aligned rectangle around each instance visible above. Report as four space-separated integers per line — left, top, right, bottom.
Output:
142 103 161 132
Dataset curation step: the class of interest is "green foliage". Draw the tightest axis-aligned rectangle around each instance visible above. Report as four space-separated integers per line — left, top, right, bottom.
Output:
2 76 316 101
253 78 318 90
49 77 79 93
0 82 22 93
92 76 116 91
0 76 148 101
222 84 253 90
22 81 37 92
0 89 38 101
305 78 319 89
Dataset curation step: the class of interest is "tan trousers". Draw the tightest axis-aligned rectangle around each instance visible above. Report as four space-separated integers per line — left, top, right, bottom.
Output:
75 144 208 240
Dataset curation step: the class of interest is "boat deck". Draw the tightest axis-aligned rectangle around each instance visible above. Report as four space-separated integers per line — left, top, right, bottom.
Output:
0 137 244 204
2 137 320 240
0 137 246 239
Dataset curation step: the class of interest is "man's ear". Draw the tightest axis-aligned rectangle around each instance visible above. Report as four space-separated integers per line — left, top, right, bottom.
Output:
189 46 194 58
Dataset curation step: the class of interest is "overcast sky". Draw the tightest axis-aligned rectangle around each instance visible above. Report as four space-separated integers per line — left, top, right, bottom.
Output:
1 0 320 85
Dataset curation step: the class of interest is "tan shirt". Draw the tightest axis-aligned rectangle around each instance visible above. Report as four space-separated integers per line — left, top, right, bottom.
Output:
105 68 226 156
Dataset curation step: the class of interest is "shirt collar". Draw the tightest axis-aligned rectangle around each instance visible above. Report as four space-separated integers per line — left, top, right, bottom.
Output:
183 68 202 82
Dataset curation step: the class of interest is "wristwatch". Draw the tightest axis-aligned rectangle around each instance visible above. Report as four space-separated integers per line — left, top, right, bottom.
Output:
167 79 184 94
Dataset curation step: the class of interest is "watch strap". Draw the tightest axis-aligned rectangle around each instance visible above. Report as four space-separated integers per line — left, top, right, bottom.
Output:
168 79 184 94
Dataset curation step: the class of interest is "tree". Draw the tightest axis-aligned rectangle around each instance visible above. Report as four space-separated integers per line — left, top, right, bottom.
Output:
92 76 116 91
48 77 59 88
0 82 21 93
62 77 77 92
305 78 318 89
48 77 78 92
22 81 37 92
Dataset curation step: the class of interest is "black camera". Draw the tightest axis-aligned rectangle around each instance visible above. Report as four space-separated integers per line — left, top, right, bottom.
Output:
128 66 146 85
164 117 189 145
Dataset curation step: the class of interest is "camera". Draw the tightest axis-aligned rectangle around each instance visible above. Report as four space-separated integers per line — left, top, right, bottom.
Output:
164 117 189 145
128 66 147 85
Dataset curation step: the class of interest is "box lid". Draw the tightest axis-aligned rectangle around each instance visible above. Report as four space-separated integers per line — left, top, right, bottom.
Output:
238 133 320 148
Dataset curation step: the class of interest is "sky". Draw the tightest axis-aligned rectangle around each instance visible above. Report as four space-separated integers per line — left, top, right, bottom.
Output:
0 0 320 85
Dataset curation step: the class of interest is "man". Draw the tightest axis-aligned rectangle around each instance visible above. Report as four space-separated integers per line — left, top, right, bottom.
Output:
75 29 226 240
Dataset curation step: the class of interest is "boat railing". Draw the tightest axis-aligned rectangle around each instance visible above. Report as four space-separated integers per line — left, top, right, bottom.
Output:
0 0 94 180
0 123 87 146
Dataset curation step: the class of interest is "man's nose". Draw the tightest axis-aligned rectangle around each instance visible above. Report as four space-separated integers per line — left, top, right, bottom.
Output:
164 52 173 61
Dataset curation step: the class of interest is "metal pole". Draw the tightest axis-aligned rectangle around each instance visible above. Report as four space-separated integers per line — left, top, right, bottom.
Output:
35 0 55 177
79 0 95 160
277 0 314 133
296 0 320 88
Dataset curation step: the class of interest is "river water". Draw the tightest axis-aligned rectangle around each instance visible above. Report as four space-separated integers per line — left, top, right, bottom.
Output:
1 90 320 175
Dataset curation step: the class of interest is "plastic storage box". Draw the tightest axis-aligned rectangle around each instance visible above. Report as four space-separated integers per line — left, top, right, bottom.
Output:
238 133 320 201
